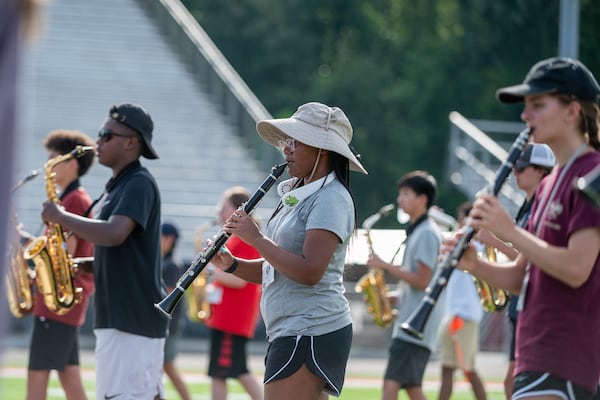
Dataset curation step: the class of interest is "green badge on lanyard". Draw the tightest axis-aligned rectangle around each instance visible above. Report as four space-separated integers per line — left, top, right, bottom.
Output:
284 195 299 207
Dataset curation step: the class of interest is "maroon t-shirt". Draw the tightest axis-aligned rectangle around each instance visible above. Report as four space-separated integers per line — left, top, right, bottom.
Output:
515 151 600 392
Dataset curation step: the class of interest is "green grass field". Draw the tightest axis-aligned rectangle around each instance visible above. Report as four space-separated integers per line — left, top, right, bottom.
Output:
0 346 507 399
0 377 506 399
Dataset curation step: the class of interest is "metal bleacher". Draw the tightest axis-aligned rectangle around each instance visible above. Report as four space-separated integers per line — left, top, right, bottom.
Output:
14 0 283 260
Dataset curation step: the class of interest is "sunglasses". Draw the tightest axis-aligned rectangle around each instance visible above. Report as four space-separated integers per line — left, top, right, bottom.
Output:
279 138 297 151
97 129 136 142
514 164 529 173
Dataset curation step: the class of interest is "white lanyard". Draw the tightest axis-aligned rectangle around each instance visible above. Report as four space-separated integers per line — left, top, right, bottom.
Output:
517 143 587 311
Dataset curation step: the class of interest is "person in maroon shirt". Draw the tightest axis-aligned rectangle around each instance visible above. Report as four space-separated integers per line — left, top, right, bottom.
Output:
26 129 95 400
443 57 600 400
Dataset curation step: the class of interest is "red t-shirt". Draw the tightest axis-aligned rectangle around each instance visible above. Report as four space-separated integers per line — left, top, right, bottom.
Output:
205 235 261 338
34 187 95 327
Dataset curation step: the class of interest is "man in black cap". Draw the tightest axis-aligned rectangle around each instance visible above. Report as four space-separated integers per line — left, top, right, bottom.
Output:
160 222 191 400
42 103 168 400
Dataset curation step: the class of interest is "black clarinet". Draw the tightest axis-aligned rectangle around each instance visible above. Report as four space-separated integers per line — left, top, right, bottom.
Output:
401 127 531 339
154 162 287 319
576 164 600 210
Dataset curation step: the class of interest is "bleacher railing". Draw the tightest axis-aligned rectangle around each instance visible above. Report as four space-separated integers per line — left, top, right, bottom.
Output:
137 0 282 170
446 111 526 216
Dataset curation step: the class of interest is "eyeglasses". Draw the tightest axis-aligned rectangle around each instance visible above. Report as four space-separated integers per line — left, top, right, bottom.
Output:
280 138 297 151
514 164 529 173
97 129 136 142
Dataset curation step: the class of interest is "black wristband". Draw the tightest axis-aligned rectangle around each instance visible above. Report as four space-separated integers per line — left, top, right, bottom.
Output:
225 259 238 274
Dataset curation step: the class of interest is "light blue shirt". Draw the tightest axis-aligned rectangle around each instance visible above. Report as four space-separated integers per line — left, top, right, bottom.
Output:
444 269 484 323
392 218 444 351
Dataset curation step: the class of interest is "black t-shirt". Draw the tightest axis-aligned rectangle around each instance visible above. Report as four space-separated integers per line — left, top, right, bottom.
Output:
93 161 168 338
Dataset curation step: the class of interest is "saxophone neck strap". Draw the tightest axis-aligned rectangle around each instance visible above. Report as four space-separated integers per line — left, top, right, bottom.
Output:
405 213 429 238
59 179 81 201
390 213 429 264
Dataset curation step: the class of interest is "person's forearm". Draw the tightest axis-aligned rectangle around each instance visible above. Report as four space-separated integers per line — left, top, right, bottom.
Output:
471 258 524 295
230 259 263 284
56 212 126 247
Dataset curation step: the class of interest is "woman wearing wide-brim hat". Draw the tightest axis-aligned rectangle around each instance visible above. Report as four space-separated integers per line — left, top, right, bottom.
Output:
211 102 367 400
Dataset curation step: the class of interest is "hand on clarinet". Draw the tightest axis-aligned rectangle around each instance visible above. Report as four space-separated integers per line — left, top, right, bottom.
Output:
207 242 235 272
439 229 478 273
468 194 515 242
223 208 262 247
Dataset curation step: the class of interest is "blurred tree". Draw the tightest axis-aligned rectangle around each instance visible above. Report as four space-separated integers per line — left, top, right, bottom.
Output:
182 0 599 222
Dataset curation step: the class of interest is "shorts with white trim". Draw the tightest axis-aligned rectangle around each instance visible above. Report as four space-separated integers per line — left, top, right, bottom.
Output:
512 371 595 400
95 328 165 400
263 324 352 397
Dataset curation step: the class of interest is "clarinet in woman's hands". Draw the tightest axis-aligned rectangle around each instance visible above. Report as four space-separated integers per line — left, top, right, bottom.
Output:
400 127 531 339
154 163 287 319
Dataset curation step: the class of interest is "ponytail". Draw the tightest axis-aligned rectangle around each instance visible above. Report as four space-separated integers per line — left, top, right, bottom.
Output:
581 101 600 151
557 94 600 151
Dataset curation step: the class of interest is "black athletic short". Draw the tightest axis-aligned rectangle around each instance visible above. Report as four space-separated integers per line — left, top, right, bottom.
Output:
28 317 80 371
263 324 352 397
208 329 250 379
513 371 596 400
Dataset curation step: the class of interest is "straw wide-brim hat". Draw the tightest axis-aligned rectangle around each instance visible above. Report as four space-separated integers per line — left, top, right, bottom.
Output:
256 102 367 174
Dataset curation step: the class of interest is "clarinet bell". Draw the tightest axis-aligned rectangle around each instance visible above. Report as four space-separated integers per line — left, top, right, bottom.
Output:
400 307 428 340
576 165 600 210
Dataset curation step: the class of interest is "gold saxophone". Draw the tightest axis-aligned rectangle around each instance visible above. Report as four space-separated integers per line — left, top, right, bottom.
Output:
5 170 40 318
472 246 509 312
6 230 35 318
185 272 211 322
185 220 217 322
355 204 397 328
23 145 94 315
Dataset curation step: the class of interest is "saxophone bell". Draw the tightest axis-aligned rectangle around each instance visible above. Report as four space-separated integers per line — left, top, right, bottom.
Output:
184 220 219 323
5 171 41 318
355 203 398 329
5 233 35 318
473 246 509 312
185 270 211 323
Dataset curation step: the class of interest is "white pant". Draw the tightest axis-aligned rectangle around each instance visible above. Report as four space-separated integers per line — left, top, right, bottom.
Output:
95 329 165 400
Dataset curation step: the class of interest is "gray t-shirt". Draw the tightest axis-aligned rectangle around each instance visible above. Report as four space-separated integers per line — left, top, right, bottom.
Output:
391 218 444 351
260 179 353 341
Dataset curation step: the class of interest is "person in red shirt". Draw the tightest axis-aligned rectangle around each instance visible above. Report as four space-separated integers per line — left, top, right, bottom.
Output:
26 129 95 400
203 186 263 400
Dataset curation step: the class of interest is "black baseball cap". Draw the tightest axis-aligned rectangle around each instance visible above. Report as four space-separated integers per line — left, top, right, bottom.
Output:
496 57 600 104
109 103 159 159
